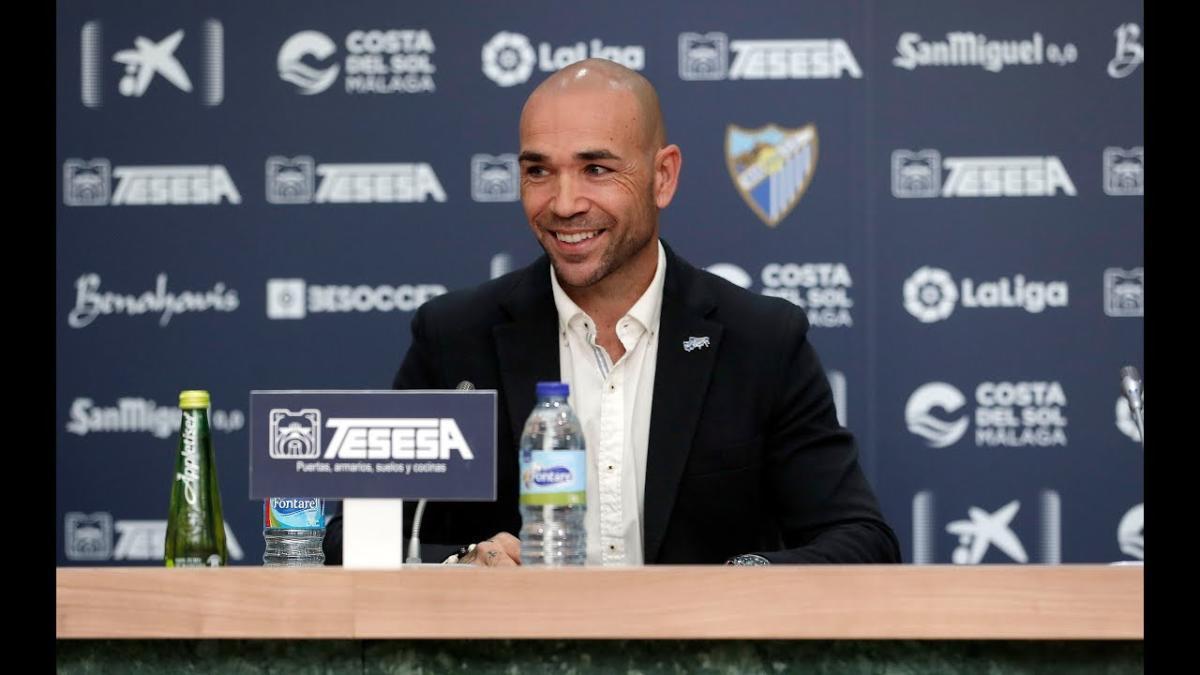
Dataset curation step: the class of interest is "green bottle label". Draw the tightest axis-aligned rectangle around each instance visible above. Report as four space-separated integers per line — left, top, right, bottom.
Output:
165 408 227 567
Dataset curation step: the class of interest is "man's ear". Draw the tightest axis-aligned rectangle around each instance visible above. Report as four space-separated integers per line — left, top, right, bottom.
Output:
653 145 682 209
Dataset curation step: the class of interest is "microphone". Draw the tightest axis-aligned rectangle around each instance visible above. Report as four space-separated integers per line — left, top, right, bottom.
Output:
406 380 475 563
1120 366 1144 447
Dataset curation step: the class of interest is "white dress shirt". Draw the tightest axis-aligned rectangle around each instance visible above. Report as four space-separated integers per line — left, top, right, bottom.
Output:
549 241 666 566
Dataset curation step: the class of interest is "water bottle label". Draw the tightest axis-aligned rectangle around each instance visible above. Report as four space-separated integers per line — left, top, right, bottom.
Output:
519 450 586 505
265 498 325 529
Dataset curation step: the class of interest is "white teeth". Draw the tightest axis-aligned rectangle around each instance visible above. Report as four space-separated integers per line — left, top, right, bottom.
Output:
555 230 599 244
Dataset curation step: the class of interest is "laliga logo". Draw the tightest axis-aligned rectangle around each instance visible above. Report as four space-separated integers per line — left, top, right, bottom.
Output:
905 383 969 448
904 267 958 323
481 31 644 87
278 31 339 94
904 267 1068 322
481 32 536 87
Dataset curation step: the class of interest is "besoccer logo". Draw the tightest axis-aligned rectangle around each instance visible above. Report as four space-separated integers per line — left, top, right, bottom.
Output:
269 408 322 459
266 279 307 319
891 150 941 198
471 154 519 202
63 158 111 206
905 382 969 448
481 31 536 87
678 32 728 80
265 156 316 204
277 31 340 95
64 511 114 561
904 267 958 323
1103 147 1144 196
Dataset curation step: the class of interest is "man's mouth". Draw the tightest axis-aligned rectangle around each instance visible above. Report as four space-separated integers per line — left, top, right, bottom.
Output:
553 230 601 244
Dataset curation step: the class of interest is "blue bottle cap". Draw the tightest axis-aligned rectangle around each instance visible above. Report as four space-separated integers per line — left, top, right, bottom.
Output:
536 381 570 398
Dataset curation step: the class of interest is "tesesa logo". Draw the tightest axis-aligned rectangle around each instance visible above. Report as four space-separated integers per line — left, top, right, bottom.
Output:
63 158 241 206
679 31 862 80
892 149 1076 198
268 408 475 461
269 409 321 459
324 418 474 460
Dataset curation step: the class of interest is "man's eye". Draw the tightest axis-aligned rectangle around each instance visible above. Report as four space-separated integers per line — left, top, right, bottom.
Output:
525 167 547 177
585 165 611 175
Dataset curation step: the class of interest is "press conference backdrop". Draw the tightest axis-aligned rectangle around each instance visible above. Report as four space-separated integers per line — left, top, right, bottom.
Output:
56 0 1144 567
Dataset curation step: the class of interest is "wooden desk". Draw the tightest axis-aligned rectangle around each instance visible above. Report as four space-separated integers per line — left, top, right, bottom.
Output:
56 565 1142 640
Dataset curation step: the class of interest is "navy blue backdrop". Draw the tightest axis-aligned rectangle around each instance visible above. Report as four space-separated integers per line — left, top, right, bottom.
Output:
56 0 1143 566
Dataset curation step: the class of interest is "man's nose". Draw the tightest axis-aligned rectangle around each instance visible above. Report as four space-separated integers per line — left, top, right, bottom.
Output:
549 174 588 219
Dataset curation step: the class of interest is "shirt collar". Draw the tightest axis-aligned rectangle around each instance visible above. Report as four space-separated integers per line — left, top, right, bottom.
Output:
550 240 667 335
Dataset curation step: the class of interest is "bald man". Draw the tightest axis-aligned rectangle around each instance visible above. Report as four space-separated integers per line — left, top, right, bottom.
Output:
324 59 900 566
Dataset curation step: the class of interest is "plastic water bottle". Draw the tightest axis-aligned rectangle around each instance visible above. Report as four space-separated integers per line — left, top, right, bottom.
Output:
519 381 587 565
263 498 325 567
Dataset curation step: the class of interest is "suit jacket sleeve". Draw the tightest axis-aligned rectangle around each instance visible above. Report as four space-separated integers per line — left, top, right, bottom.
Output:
753 309 902 564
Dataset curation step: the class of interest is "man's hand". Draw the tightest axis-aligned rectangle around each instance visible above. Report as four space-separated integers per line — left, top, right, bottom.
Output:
458 532 522 566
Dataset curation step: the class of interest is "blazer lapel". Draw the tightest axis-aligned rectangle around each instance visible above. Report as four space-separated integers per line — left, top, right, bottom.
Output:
643 245 721 563
493 256 560 449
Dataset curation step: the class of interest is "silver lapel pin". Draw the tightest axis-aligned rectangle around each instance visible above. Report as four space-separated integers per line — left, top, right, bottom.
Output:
682 336 710 352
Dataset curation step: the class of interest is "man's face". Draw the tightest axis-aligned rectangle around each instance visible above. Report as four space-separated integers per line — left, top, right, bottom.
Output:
519 87 660 290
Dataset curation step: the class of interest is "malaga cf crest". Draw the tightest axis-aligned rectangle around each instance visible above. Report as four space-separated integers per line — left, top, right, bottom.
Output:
725 123 818 227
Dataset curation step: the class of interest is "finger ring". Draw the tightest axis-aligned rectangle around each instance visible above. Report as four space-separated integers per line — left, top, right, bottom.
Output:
453 543 477 564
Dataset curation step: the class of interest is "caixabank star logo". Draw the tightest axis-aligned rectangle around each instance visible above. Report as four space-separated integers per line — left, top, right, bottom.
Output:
725 123 818 227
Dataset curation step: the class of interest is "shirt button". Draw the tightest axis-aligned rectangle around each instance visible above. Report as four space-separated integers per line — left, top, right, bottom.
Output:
608 384 615 391
607 465 614 471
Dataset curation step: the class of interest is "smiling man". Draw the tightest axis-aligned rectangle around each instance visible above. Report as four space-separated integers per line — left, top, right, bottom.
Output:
323 59 900 567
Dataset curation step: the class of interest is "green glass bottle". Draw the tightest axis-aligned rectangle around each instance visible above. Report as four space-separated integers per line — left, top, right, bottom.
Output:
164 390 227 567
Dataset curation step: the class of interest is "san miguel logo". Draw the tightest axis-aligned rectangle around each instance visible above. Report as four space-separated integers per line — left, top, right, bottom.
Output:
725 123 818 227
